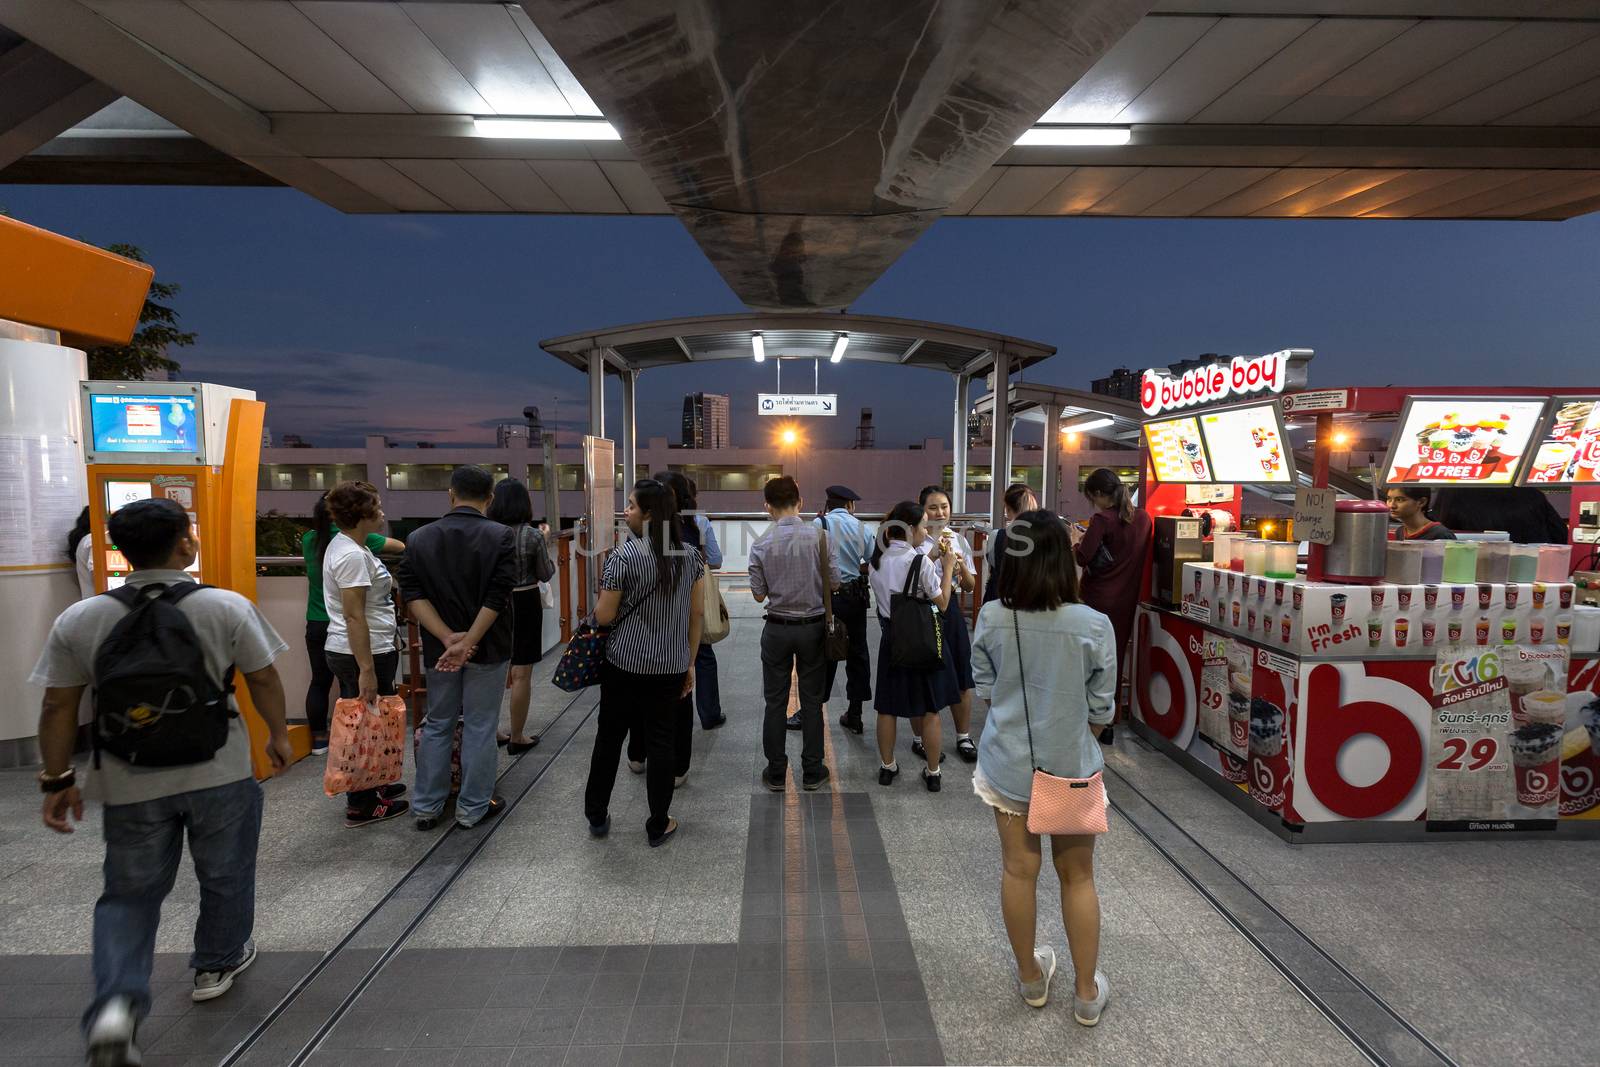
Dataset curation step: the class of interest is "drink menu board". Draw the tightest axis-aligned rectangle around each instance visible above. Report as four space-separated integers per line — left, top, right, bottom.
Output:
1524 397 1600 485
1199 401 1293 484
1383 398 1546 485
1144 415 1211 483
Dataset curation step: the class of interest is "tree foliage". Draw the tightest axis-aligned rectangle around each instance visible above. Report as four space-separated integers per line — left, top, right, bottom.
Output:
85 244 197 380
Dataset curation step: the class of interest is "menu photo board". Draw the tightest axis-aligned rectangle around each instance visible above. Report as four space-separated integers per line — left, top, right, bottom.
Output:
1144 415 1212 483
1198 400 1295 484
1382 397 1547 486
1522 396 1600 485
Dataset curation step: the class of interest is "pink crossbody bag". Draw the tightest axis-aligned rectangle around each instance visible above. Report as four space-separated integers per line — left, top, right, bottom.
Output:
1014 610 1109 836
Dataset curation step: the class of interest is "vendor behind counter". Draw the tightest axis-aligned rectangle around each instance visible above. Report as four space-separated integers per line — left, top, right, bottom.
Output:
1385 486 1455 541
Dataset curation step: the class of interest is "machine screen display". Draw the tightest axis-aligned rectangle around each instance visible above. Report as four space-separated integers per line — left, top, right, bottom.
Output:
105 481 152 512
89 393 200 455
1383 398 1546 485
1144 416 1211 483
1199 402 1294 484
1523 397 1600 485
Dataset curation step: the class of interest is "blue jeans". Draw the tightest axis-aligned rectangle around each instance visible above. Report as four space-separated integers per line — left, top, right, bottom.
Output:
416 660 509 825
87 777 263 1029
693 643 721 726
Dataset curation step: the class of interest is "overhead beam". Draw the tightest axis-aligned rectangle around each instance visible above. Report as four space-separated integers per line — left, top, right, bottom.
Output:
0 41 117 169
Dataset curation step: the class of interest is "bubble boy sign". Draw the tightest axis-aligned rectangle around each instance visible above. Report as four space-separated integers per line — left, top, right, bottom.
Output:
1140 351 1291 417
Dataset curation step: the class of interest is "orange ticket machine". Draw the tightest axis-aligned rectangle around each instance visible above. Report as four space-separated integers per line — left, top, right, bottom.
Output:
80 380 311 776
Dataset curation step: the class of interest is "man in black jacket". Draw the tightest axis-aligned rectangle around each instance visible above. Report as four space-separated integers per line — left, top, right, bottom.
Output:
398 465 516 830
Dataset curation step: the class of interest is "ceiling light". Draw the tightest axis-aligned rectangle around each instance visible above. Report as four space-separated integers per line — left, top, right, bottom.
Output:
1060 415 1114 433
473 117 620 140
752 332 765 363
830 333 849 363
1015 126 1131 147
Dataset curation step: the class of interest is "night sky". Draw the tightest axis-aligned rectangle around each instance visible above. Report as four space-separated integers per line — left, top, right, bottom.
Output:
5 184 1598 449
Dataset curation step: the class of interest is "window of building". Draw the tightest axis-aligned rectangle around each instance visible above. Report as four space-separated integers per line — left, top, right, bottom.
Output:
1075 466 1140 492
258 464 369 492
385 464 510 491
941 466 1043 495
667 464 783 492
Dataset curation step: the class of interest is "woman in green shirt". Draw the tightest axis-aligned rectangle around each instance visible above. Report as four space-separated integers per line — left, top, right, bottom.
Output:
303 495 402 752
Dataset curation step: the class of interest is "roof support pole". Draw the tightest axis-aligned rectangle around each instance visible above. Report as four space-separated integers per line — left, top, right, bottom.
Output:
586 347 605 439
989 351 1011 532
951 372 970 513
620 368 638 493
1042 403 1061 513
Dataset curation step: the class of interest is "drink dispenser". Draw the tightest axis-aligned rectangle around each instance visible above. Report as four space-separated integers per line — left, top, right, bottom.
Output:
1324 500 1389 584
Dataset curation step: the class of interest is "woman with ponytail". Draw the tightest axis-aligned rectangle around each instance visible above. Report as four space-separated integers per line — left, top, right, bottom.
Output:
1073 469 1152 744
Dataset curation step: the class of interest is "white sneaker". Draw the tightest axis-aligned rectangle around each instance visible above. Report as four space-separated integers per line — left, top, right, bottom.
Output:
1073 970 1109 1026
627 759 646 774
192 939 256 1002
1019 946 1056 1008
86 995 141 1067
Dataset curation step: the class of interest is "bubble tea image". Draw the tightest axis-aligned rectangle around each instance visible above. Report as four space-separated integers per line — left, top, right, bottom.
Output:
1509 723 1563 808
1367 616 1383 649
1248 697 1289 811
1448 616 1464 643
1424 585 1439 610
1330 593 1347 623
1393 617 1409 648
1422 618 1436 647
1505 659 1551 723
1476 616 1491 645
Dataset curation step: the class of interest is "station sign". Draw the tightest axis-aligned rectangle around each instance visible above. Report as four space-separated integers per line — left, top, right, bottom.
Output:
759 393 837 416
1140 351 1289 417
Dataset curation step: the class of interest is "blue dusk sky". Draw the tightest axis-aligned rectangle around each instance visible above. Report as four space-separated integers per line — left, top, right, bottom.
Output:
4 184 1597 449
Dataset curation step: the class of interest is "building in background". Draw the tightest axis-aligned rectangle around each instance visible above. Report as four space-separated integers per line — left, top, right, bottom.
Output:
1090 367 1141 402
281 434 313 448
261 427 272 448
854 408 876 450
682 392 730 449
496 423 532 448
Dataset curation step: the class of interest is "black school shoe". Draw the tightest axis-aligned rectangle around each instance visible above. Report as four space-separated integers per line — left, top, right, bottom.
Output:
838 712 863 735
1098 725 1115 745
922 768 942 793
878 765 899 787
911 737 925 758
956 737 978 762
785 714 802 731
648 818 679 848
761 767 787 792
802 766 831 792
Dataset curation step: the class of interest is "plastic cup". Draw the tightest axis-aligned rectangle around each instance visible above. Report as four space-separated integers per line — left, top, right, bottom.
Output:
1476 616 1491 645
1255 577 1268 600
1505 585 1520 609
1368 617 1383 648
1247 608 1258 633
1398 588 1413 610
1509 723 1562 808
1394 618 1409 648
1371 587 1386 611
1531 617 1545 644
1422 619 1436 646
1293 586 1303 611
1331 594 1347 622
1280 615 1292 644
1231 601 1241 626
1533 583 1546 609
1451 586 1467 610
1557 615 1572 644
1424 585 1439 610
1274 581 1285 605
1447 617 1463 643
1501 617 1518 644
1478 583 1493 609
1561 585 1574 609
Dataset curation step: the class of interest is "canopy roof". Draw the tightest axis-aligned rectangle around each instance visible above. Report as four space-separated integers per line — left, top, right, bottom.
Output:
540 313 1056 377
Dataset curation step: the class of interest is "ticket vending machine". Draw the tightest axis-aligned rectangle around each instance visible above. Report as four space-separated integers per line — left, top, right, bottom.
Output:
80 380 310 776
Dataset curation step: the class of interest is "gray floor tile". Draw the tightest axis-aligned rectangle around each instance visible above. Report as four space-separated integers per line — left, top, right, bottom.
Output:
601 946 651 974
672 1044 730 1067
677 1004 732 1044
509 1050 568 1067
574 1005 635 1045
645 946 697 974
635 971 690 1007
411 1007 481 1048
618 1046 675 1067
563 1046 622 1067
728 1043 782 1067
456 1049 517 1067
519 1007 584 1047
832 1002 887 1042
781 1002 832 1044
590 972 644 1007
780 1042 835 1067
730 1003 783 1044
835 1040 892 1066
626 1005 683 1045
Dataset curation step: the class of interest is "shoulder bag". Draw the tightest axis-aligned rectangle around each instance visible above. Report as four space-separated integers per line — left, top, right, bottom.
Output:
1014 610 1109 836
701 553 731 645
551 585 652 692
888 553 944 671
818 530 849 662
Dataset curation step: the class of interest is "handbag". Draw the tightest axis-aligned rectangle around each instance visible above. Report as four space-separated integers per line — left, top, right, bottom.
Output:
702 565 731 645
818 530 849 662
323 694 407 796
1014 611 1109 836
551 588 652 692
888 553 944 671
1086 541 1115 578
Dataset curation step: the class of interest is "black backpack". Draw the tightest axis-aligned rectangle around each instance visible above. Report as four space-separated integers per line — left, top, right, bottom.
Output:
888 554 945 671
92 583 235 768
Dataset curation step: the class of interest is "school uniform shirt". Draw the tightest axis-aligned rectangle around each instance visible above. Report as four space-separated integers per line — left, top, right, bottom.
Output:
918 528 974 600
602 535 705 675
870 541 945 620
323 531 399 656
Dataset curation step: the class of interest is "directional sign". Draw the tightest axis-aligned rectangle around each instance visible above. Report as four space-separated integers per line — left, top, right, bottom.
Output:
759 393 837 416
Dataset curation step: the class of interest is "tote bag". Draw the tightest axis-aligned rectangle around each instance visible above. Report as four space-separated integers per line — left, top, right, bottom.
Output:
701 569 731 645
888 554 944 671
323 694 406 796
1013 611 1109 836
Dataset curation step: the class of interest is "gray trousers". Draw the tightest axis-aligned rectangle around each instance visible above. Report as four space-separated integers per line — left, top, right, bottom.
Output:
761 618 827 775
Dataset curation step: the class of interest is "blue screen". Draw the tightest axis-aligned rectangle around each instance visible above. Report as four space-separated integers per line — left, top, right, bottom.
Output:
90 394 199 454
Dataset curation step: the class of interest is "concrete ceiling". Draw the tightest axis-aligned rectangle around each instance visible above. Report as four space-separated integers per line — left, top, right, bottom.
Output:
3 1 1599 305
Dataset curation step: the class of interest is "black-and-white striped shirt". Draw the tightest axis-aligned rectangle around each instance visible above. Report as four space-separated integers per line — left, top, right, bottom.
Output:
602 536 704 674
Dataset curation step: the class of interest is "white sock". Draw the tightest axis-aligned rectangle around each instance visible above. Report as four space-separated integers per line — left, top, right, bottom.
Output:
957 732 971 742
926 766 941 777
882 761 897 772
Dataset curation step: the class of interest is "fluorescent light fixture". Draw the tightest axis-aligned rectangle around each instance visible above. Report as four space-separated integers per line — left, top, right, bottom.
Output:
473 117 620 140
1015 125 1131 147
752 332 765 363
830 333 849 363
1060 415 1115 433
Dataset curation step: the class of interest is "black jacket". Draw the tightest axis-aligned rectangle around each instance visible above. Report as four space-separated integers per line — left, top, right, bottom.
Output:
397 507 516 664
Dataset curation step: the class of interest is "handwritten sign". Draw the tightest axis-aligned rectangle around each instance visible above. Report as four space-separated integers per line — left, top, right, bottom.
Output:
1294 488 1335 546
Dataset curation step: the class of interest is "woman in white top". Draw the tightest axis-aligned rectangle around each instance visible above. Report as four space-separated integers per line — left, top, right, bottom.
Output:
915 485 979 763
869 500 957 792
68 507 95 599
322 481 408 828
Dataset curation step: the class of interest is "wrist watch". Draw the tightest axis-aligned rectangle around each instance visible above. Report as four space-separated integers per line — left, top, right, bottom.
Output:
38 767 76 794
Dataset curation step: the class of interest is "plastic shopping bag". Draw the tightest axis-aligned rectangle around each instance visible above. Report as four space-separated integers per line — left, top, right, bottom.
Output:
323 695 406 796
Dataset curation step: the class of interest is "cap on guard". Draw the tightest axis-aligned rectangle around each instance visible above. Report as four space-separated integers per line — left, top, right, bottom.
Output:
825 485 861 502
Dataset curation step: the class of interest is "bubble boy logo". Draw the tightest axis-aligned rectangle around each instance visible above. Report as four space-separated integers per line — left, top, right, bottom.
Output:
1140 351 1289 416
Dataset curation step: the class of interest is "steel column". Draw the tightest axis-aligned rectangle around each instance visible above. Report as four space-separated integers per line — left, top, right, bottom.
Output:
952 372 970 512
1043 403 1061 512
586 347 605 439
990 351 1011 531
620 368 638 491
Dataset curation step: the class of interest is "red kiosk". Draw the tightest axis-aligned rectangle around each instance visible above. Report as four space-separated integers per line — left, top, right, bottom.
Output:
1130 356 1600 841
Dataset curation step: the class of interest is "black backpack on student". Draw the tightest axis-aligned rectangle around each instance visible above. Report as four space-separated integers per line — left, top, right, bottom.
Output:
92 583 235 767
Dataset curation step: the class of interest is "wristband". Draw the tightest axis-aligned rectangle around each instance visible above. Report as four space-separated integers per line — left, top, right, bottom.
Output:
39 768 76 794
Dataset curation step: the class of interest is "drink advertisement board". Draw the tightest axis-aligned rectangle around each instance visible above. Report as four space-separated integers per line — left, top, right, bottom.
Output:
1382 398 1547 486
1198 401 1294 484
1144 415 1211 483
1523 397 1600 485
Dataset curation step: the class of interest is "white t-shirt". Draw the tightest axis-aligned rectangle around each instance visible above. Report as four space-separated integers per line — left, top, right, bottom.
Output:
74 536 95 600
323 531 398 655
871 541 946 621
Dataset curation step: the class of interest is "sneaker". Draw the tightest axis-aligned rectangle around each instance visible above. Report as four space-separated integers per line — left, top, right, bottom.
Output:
956 737 978 762
310 733 329 756
911 737 925 758
838 712 863 735
1097 725 1115 746
376 783 407 801
1020 946 1056 1008
415 813 442 831
86 996 140 1067
192 940 256 1002
345 798 410 828
1073 970 1109 1027
458 794 507 829
922 768 942 793
761 767 787 792
627 759 647 774
802 766 831 792
878 764 898 787
785 714 802 731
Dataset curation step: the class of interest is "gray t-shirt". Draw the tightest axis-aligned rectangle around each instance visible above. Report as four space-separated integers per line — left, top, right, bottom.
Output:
29 569 287 807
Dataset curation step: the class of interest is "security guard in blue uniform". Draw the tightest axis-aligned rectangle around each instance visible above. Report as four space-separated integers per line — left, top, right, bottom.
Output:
814 485 873 733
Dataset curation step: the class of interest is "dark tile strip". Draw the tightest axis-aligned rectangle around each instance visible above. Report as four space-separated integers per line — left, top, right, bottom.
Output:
1103 763 1458 1067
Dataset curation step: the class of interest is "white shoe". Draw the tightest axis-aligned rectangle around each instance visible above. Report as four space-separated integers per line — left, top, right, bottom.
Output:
192 939 256 1002
86 996 141 1067
1073 970 1109 1026
673 773 688 787
1020 946 1056 1008
627 759 646 774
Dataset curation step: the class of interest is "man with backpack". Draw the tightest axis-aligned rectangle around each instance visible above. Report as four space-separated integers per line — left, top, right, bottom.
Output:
30 497 292 1067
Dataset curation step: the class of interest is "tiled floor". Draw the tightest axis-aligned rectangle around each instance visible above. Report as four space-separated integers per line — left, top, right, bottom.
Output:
5 594 1591 1064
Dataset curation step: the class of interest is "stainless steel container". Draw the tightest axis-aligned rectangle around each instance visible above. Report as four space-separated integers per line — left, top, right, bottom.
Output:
1325 500 1389 584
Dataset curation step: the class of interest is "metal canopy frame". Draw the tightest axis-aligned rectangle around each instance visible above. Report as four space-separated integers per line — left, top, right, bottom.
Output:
971 383 1145 515
540 313 1057 529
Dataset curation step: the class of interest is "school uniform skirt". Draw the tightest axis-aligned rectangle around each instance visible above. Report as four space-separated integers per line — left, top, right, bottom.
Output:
943 597 974 691
873 615 960 719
